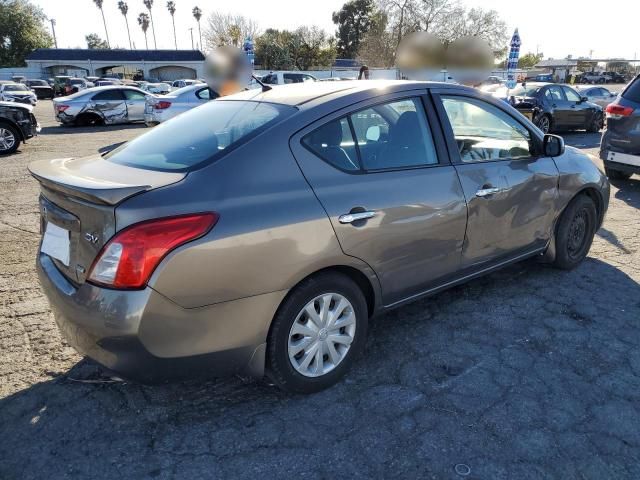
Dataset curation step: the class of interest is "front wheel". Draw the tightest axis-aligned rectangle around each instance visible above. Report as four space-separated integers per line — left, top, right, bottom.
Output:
267 272 368 393
0 123 21 155
586 113 604 133
553 195 597 270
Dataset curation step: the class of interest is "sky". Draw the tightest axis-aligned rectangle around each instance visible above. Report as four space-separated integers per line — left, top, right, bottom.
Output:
32 0 640 61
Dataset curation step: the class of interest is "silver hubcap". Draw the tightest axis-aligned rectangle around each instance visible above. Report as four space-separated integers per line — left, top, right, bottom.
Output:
0 128 16 151
288 293 356 378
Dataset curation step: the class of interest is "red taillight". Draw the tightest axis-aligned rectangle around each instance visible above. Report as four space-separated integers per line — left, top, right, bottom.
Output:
154 101 172 110
56 104 70 112
605 104 634 119
88 213 218 289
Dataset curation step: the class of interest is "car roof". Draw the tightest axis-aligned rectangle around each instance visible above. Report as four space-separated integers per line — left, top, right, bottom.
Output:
223 80 457 107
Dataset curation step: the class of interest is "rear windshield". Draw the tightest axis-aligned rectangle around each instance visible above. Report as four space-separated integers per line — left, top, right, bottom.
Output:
622 76 640 103
105 100 294 171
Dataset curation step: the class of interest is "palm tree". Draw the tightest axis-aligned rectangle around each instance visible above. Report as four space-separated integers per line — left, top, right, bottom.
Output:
192 6 203 50
92 0 110 48
137 12 150 50
143 0 157 49
118 1 132 49
166 1 177 50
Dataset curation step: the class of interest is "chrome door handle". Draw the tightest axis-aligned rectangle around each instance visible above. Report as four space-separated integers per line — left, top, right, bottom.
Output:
476 187 502 198
339 211 376 224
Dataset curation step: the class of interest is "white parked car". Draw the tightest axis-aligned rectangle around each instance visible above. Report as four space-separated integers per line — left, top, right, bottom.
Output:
260 72 318 85
171 79 203 89
143 83 172 95
0 83 37 106
144 84 215 125
575 86 618 108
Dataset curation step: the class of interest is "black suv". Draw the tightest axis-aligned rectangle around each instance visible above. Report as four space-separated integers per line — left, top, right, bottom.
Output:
0 102 39 155
600 75 640 180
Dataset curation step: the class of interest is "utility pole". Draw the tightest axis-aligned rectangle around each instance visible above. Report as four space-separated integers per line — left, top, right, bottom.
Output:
189 28 194 50
50 19 58 48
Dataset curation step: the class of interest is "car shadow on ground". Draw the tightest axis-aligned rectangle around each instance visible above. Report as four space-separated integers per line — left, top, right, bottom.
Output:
612 176 640 208
562 131 602 149
2 258 640 479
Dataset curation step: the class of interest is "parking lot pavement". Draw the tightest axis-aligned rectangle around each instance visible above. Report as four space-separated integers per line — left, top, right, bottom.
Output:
1 101 640 479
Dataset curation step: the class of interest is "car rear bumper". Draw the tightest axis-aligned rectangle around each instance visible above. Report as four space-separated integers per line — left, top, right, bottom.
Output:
37 253 286 382
602 151 640 175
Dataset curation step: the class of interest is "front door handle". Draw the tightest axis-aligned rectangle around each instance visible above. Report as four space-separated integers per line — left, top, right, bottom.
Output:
476 187 502 198
339 211 377 224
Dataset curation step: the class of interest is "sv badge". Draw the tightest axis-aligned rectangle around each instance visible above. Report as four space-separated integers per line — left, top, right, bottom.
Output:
84 232 99 244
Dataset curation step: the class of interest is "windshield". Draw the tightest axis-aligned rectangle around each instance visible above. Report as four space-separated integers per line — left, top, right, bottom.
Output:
5 84 28 91
28 80 47 86
105 100 295 172
69 79 83 85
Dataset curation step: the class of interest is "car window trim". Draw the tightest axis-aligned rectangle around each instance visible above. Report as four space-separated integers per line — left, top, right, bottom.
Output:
430 89 544 165
295 90 450 175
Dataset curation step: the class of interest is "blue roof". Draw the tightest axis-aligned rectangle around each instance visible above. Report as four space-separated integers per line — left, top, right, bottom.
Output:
26 49 205 62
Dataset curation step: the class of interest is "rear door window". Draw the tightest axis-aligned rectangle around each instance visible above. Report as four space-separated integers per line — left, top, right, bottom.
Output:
123 90 146 101
93 89 125 101
302 118 359 172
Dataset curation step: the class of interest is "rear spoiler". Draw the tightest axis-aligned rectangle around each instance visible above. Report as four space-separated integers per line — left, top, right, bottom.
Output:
28 155 185 206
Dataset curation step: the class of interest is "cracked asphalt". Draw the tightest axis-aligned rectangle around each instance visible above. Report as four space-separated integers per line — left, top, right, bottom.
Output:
1 101 639 479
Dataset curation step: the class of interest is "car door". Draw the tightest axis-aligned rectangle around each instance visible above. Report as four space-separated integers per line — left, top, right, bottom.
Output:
432 90 559 268
90 89 127 124
562 86 589 127
123 89 147 121
290 93 468 306
543 85 571 127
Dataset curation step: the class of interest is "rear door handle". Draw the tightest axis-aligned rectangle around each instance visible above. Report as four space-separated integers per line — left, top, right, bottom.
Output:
339 211 376 224
476 187 502 198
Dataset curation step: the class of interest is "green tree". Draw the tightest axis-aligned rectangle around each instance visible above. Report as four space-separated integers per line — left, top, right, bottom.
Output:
332 0 375 59
143 0 157 49
0 0 53 67
357 10 395 67
255 27 336 71
117 1 132 49
137 12 150 49
166 1 177 50
85 33 110 49
192 6 203 50
518 52 544 69
92 0 110 48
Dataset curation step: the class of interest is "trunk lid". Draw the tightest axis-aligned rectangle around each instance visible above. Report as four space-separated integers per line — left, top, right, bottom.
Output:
29 154 185 284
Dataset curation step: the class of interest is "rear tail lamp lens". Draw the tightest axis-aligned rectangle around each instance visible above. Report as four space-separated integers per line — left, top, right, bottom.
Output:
88 213 218 289
154 101 172 110
56 104 70 112
605 104 634 119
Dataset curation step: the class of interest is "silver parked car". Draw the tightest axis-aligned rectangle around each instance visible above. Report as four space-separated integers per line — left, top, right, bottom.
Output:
53 86 152 126
575 86 618 108
30 81 610 393
0 83 37 106
144 84 215 126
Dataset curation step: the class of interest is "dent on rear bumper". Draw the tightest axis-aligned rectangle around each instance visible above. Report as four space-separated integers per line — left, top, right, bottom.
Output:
37 254 286 381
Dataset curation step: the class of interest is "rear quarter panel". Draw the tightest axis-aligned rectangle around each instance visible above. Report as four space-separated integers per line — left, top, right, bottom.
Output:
115 118 381 309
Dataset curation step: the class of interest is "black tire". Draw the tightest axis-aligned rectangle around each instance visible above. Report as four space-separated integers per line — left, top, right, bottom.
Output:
605 168 632 181
266 272 368 394
553 195 597 270
0 122 21 155
75 113 103 127
535 114 552 134
586 113 604 133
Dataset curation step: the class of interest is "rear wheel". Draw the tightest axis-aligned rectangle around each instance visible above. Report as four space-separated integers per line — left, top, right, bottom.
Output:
586 113 604 133
553 195 597 270
604 168 632 181
75 113 104 127
535 114 551 134
0 123 20 155
267 272 368 393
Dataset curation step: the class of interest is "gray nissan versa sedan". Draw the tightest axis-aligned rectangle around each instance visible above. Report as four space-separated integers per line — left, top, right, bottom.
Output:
30 80 610 393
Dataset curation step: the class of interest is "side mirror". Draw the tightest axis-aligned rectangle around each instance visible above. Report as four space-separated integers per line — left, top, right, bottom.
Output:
580 96 589 103
543 134 565 157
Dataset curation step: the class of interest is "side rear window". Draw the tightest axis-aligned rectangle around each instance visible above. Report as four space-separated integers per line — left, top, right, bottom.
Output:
302 118 359 172
622 76 640 103
93 89 125 101
302 97 439 172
